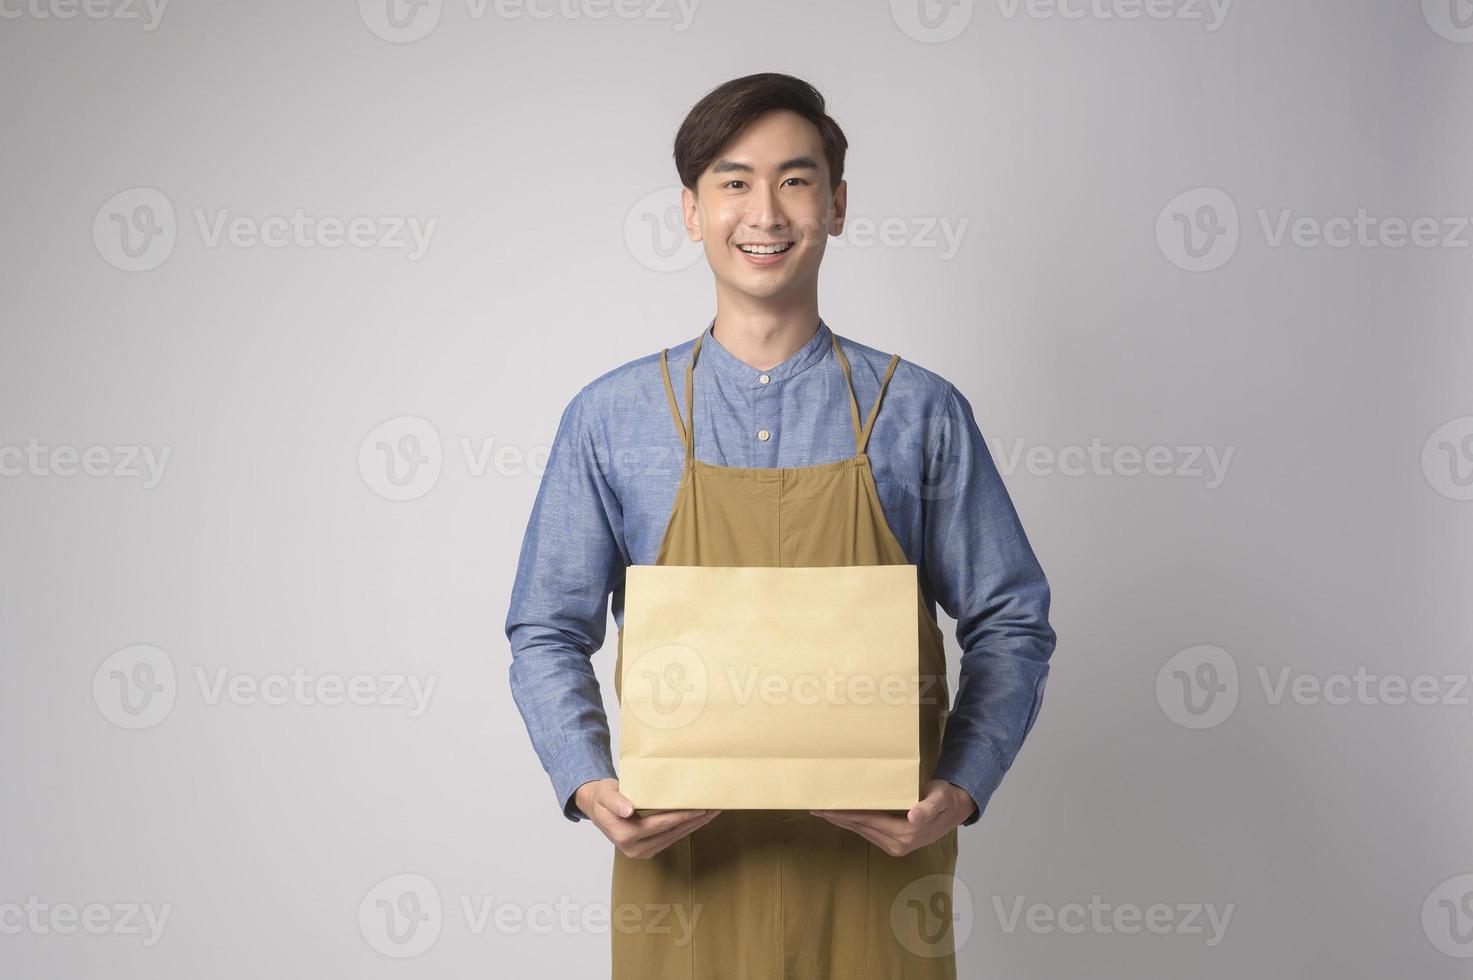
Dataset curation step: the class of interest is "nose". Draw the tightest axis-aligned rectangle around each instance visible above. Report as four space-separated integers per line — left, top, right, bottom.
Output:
744 181 786 233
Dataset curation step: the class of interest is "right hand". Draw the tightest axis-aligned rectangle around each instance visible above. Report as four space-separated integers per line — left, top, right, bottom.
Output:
574 778 720 859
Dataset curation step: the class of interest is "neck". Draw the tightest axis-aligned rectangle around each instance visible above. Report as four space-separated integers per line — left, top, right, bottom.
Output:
709 301 822 372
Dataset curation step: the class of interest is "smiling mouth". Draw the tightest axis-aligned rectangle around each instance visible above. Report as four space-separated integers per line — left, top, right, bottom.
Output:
736 242 795 255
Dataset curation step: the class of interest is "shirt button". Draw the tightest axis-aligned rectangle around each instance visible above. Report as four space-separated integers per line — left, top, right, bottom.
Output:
758 373 771 384
757 429 770 441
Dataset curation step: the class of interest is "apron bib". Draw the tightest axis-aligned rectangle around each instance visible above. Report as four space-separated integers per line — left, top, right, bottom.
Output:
611 329 958 980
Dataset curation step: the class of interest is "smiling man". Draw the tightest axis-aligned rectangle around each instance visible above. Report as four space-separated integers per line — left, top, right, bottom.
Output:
506 72 1057 979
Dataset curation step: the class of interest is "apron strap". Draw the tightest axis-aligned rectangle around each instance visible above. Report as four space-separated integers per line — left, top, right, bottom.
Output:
667 326 897 459
660 330 706 462
831 332 902 455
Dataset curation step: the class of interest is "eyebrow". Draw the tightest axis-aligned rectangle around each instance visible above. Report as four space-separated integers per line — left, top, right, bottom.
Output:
709 155 819 176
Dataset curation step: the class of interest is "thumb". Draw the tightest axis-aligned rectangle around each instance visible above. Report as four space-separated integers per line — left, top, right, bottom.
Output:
908 797 937 826
909 783 948 825
606 788 636 819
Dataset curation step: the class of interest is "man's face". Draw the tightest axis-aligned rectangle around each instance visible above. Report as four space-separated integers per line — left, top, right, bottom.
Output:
682 109 846 303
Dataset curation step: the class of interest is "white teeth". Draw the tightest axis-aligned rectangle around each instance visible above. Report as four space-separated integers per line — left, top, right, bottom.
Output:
738 243 792 255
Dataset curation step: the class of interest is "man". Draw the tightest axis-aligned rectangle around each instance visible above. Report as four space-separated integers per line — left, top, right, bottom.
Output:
506 72 1056 978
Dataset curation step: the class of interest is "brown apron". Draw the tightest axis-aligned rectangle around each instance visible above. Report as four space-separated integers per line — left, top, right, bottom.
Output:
611 329 958 979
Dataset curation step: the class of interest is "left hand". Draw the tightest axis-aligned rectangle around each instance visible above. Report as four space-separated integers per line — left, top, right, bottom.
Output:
810 779 976 857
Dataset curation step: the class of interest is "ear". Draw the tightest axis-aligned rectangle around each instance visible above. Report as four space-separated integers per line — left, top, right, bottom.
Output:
829 178 847 238
682 185 703 243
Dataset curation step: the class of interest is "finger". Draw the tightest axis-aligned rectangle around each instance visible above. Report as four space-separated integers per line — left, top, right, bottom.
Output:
629 809 721 858
909 783 956 825
816 810 913 838
600 802 701 831
596 791 636 821
815 811 909 850
821 815 907 855
604 788 637 819
814 809 887 819
839 813 933 855
629 808 719 842
629 822 692 859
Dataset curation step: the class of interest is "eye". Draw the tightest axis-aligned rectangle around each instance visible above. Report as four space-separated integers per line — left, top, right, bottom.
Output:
721 178 810 190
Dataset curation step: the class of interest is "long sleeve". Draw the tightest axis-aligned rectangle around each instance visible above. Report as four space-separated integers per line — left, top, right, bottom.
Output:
505 387 627 822
923 381 1057 827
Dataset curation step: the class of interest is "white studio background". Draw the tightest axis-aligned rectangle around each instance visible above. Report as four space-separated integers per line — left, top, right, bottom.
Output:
2 1 1471 977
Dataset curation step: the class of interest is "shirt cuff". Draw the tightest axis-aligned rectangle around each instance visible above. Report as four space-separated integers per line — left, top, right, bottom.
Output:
932 741 1008 828
549 738 618 823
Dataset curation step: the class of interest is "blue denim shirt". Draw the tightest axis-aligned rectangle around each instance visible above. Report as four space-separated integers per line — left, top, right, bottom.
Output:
505 319 1056 827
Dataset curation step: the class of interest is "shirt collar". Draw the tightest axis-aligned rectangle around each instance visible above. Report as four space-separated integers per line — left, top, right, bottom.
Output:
697 316 833 388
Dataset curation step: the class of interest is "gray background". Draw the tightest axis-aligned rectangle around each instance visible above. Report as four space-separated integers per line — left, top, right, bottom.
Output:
3 0 1471 977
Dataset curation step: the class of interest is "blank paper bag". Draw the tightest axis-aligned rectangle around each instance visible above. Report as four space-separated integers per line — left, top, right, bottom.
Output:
618 563 920 811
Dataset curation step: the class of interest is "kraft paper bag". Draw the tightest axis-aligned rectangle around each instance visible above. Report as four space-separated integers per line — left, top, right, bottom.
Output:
618 564 920 811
